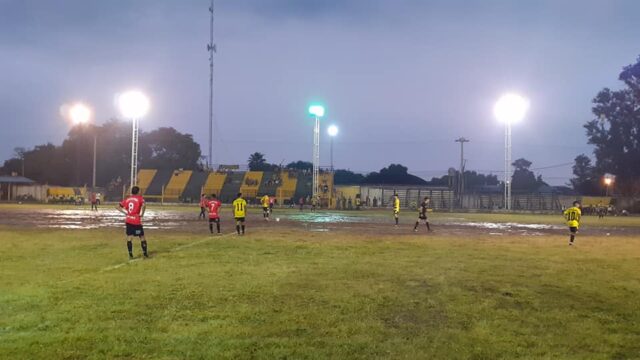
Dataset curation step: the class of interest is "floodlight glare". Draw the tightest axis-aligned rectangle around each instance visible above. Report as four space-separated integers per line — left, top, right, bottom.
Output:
327 125 339 137
494 93 529 124
604 178 612 186
308 105 325 118
70 103 92 125
118 90 150 119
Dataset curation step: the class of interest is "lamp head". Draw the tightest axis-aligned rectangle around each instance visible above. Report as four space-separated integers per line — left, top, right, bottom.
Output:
308 104 325 118
69 103 92 125
494 93 529 124
327 125 339 137
118 90 150 119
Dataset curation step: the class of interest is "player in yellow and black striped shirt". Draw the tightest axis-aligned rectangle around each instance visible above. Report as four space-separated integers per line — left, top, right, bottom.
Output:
563 200 582 246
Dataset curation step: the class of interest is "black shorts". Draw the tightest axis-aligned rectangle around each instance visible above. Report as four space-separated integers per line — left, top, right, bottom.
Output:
418 215 427 220
209 217 220 223
569 227 578 233
263 207 269 212
235 217 245 222
126 223 144 237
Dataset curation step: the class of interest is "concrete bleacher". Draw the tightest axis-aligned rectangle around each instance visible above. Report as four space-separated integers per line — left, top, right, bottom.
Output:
132 168 324 204
276 171 298 203
258 171 279 197
294 172 313 202
182 171 209 202
239 171 263 199
219 172 244 203
203 172 227 197
137 169 157 195
144 168 174 197
164 170 193 200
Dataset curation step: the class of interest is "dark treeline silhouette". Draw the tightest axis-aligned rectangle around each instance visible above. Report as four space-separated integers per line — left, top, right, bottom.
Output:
1 119 202 187
572 54 640 195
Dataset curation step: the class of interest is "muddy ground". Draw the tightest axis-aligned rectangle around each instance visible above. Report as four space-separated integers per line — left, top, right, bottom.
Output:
1 206 637 238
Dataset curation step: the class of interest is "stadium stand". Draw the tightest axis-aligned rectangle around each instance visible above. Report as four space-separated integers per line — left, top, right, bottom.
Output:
144 168 174 198
163 170 193 200
219 172 244 203
182 171 209 202
293 171 313 202
239 171 263 199
136 169 157 195
258 171 279 196
203 172 227 197
276 171 298 204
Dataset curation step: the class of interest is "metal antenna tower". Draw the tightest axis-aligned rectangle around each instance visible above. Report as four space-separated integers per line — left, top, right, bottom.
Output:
207 0 216 170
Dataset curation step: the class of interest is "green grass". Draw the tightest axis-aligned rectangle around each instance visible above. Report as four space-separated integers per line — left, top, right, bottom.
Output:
1 225 639 359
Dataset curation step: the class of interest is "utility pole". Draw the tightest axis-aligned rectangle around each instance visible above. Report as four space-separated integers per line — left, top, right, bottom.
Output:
207 0 216 170
454 137 470 207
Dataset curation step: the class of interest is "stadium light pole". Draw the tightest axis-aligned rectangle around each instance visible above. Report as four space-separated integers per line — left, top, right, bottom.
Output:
308 104 325 199
327 125 338 171
603 174 615 196
69 103 93 187
118 90 150 189
494 93 529 210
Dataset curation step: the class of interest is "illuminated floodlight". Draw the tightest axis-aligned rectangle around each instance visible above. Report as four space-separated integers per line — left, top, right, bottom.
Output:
308 105 325 118
494 93 529 124
327 125 339 137
69 103 92 125
118 90 150 119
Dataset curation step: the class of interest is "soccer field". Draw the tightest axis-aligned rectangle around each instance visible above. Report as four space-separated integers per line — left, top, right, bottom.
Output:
1 205 640 359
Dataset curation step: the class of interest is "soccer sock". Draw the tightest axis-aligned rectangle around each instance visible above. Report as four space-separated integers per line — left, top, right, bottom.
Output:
241 225 245 234
141 240 148 255
414 222 419 230
570 234 575 243
216 222 220 233
209 223 214 233
395 217 399 225
236 225 240 234
426 222 431 231
127 240 133 256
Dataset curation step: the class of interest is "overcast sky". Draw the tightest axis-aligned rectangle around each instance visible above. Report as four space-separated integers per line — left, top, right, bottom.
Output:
1 0 639 184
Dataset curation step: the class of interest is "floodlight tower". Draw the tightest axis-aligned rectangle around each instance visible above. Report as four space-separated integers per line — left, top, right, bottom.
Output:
327 125 338 171
494 93 529 210
118 90 150 189
69 103 92 186
207 0 216 169
308 104 325 198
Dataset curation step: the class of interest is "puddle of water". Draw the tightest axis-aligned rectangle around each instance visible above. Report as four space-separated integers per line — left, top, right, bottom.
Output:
445 221 563 230
287 213 371 223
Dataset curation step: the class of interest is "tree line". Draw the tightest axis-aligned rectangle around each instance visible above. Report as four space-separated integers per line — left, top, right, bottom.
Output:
1 119 202 187
571 55 640 196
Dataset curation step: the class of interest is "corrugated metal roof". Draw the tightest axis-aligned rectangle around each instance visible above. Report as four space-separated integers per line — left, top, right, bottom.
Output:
0 176 36 184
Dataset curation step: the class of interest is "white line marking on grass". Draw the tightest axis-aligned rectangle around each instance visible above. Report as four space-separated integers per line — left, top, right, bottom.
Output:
58 232 237 283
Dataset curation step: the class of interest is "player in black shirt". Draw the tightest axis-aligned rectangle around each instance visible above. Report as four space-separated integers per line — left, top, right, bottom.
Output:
414 197 432 232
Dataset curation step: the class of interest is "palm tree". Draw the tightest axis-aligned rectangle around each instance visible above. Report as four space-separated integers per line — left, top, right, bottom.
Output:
248 152 267 171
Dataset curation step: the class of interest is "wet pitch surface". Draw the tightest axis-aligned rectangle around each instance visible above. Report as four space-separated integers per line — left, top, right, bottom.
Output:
0 206 635 237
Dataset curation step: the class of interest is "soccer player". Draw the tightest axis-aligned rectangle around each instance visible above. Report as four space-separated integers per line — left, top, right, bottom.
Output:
90 192 98 211
261 194 270 221
563 200 582 246
414 197 432 232
198 194 207 220
206 194 222 234
232 192 247 235
393 194 400 227
117 186 148 259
